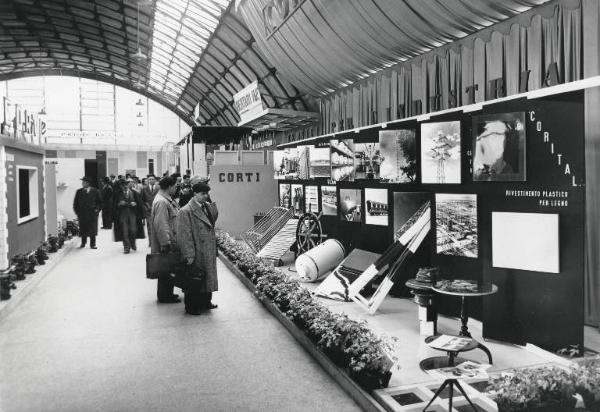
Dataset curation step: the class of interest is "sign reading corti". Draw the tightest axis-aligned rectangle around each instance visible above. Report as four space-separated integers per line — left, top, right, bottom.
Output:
233 81 264 123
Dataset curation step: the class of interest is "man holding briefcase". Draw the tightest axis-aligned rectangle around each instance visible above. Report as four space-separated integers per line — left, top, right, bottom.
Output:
149 176 180 303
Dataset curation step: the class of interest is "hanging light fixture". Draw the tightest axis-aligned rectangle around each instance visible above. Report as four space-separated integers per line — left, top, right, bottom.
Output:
135 98 144 106
38 107 47 116
131 2 147 61
138 121 144 127
136 112 143 118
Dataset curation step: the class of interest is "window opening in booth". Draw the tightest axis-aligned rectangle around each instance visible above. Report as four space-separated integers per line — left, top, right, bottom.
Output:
17 166 39 223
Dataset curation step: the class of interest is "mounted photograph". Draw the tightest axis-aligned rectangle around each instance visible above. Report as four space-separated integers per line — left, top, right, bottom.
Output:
339 188 362 223
435 193 478 258
421 121 461 184
379 129 417 182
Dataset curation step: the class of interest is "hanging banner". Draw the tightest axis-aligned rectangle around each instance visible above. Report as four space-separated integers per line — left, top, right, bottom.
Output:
233 81 264 124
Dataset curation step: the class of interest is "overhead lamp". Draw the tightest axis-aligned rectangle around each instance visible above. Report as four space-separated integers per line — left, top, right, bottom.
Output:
131 2 148 61
132 48 147 61
38 107 47 115
138 121 144 127
135 98 144 106
136 112 143 118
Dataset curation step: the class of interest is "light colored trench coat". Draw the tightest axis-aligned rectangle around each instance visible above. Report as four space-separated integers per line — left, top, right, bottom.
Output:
149 191 180 253
176 198 219 292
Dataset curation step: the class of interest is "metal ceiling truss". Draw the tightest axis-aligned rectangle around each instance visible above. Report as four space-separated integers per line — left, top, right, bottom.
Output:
0 0 309 127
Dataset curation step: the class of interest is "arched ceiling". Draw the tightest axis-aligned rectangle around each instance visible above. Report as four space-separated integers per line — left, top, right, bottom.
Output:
237 0 553 96
0 0 310 125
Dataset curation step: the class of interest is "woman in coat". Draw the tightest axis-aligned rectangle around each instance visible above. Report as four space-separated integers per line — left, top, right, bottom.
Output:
176 181 218 315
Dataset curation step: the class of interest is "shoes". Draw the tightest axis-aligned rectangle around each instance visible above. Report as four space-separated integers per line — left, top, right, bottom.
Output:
205 302 218 310
90 246 97 249
79 244 86 248
158 295 181 304
131 245 137 251
124 249 130 254
186 310 202 315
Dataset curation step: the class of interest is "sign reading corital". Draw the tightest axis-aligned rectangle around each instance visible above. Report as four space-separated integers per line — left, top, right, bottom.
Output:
233 81 264 124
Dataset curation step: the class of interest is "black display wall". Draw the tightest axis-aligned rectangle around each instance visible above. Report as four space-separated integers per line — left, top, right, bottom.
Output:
276 90 585 351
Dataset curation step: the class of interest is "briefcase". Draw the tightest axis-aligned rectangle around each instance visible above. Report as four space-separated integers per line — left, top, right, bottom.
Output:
146 252 180 279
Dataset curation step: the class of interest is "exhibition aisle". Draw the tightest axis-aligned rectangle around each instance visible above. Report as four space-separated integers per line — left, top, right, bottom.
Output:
0 229 362 412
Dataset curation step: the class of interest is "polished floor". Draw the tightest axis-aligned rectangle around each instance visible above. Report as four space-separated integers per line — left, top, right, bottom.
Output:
0 230 361 412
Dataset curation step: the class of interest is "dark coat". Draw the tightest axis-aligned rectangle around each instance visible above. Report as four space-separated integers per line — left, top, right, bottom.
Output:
176 199 219 292
112 187 145 242
141 184 159 218
73 187 102 236
100 184 113 212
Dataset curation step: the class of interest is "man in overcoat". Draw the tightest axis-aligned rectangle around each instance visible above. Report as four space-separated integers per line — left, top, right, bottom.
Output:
141 174 159 242
176 181 219 315
149 176 180 303
73 176 102 249
113 178 145 253
100 176 114 229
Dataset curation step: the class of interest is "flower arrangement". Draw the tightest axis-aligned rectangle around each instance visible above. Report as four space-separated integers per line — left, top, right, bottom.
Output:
486 366 577 411
216 230 397 390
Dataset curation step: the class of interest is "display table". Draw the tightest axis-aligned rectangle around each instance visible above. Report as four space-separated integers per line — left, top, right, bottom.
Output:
419 334 493 371
405 278 437 335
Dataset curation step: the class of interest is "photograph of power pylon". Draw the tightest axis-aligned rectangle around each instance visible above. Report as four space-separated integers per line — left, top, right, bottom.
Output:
435 193 478 258
421 121 461 184
378 129 416 182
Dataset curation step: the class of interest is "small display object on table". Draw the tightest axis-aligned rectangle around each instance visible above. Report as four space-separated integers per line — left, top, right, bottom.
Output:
339 188 362 222
320 185 337 216
354 142 381 179
473 112 526 181
330 139 356 181
421 121 461 184
379 129 416 182
364 188 388 226
435 193 478 258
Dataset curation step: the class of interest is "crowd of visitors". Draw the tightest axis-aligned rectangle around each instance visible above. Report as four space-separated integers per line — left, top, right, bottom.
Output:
72 171 219 315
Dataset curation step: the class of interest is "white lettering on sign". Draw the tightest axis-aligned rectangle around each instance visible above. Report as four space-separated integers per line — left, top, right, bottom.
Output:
233 81 264 123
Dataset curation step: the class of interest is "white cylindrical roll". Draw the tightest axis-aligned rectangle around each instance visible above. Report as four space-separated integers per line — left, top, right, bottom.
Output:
296 239 346 282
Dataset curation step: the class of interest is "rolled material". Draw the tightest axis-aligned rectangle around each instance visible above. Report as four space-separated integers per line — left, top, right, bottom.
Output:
296 239 345 282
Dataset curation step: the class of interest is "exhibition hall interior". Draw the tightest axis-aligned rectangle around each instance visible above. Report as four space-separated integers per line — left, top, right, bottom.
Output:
1 0 600 411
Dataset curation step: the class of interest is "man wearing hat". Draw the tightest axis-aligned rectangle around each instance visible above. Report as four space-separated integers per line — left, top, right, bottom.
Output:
113 178 145 253
73 176 102 249
176 181 219 314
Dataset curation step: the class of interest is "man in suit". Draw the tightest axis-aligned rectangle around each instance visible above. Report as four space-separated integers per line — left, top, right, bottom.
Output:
113 178 145 254
100 176 114 229
73 176 102 249
141 174 159 242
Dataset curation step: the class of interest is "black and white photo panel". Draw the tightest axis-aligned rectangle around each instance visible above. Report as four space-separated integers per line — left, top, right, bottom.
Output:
321 185 338 216
304 185 319 213
473 112 526 182
273 148 300 180
339 188 362 223
330 139 356 182
290 184 305 217
393 192 431 241
435 193 478 258
354 142 381 180
364 188 388 226
279 183 291 209
492 212 559 273
309 146 331 179
378 129 417 182
421 121 461 184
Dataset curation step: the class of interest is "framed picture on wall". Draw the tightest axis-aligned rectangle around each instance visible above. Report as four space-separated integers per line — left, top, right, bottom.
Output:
339 188 362 223
379 129 417 182
278 183 291 209
321 185 337 216
273 148 299 180
290 184 305 217
435 193 478 258
297 146 312 179
304 185 319 213
309 146 331 179
421 121 461 184
473 112 526 181
364 188 388 226
393 192 431 241
330 139 356 181
354 142 381 180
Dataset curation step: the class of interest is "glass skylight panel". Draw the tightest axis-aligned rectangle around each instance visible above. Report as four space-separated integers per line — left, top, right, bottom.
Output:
148 0 231 103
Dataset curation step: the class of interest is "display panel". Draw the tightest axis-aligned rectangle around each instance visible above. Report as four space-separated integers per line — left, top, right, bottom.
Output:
354 142 381 179
304 185 319 213
297 145 311 179
278 183 291 209
473 112 526 181
273 148 299 180
309 146 331 179
330 139 355 181
321 185 337 216
393 192 431 241
435 193 477 258
364 188 388 226
290 184 305 217
492 212 559 273
421 121 461 184
339 188 362 222
379 129 417 182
